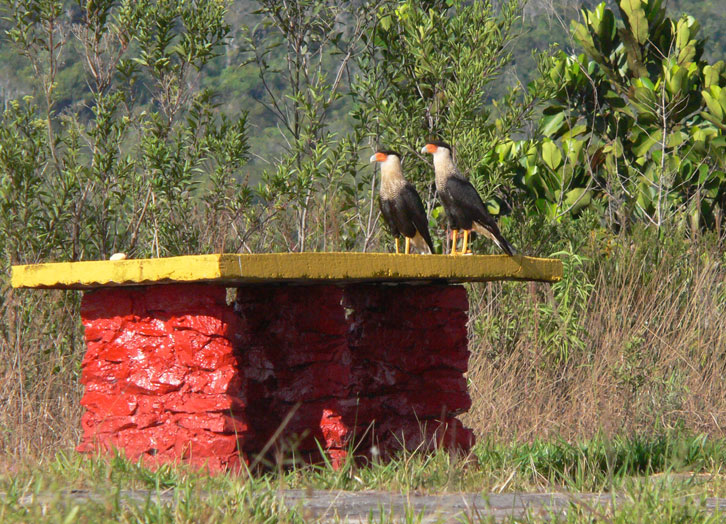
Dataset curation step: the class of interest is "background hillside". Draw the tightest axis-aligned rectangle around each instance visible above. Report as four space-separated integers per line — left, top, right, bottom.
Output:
1 0 724 176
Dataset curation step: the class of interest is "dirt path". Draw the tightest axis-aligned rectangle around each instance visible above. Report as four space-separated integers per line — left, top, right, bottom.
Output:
280 490 619 522
8 488 726 521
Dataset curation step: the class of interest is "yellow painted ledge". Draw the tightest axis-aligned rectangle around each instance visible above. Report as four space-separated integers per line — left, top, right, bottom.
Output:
11 253 562 290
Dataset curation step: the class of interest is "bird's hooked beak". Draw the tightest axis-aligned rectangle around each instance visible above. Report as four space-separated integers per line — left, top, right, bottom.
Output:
370 152 387 163
421 144 437 154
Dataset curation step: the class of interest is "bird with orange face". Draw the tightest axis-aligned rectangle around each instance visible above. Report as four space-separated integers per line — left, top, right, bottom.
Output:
421 141 515 255
370 150 434 254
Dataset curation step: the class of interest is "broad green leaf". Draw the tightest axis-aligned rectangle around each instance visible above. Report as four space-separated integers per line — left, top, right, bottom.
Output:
542 140 563 171
678 43 696 65
573 22 598 59
704 65 719 89
699 166 718 184
564 187 592 213
562 125 587 140
637 77 655 90
667 131 686 148
541 112 565 137
702 91 723 120
599 8 616 44
619 27 647 77
666 66 686 95
564 138 584 164
496 141 513 162
700 111 726 131
535 198 557 219
620 0 648 44
632 128 663 157
676 18 690 50
604 90 627 109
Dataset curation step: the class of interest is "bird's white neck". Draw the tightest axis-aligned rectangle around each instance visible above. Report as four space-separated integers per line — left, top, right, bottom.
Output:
380 159 405 197
432 151 459 189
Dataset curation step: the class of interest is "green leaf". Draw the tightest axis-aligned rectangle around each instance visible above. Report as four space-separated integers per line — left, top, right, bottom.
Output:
620 0 648 45
496 141 513 161
700 111 726 131
666 66 686 95
604 90 627 109
562 125 587 140
541 112 565 137
564 137 585 164
703 65 719 89
599 8 616 45
542 140 563 171
637 77 655 91
535 198 557 218
632 128 663 157
676 17 691 50
667 131 686 148
564 187 591 213
678 43 696 65
702 91 723 121
572 21 598 59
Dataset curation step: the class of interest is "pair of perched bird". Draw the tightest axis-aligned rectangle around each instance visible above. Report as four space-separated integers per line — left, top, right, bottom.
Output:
370 141 515 256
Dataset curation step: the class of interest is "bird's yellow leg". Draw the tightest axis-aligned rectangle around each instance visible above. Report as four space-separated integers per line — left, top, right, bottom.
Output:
462 230 470 254
395 237 400 254
451 230 458 255
405 237 411 254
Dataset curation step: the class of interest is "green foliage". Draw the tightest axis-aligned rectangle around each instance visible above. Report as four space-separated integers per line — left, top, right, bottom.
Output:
476 432 726 488
243 0 377 252
509 0 726 230
536 248 594 365
355 0 539 243
0 0 251 263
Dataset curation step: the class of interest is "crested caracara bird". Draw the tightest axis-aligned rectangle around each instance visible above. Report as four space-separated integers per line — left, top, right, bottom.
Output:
370 150 434 254
421 141 515 255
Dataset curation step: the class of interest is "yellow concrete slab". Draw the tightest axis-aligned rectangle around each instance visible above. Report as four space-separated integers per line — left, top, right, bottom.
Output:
11 253 562 289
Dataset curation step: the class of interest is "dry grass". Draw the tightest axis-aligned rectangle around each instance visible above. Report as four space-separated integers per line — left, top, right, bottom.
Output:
0 288 85 466
465 232 726 441
1 227 725 464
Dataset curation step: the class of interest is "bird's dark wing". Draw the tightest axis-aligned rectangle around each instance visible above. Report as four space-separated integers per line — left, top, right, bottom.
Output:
398 183 434 252
445 177 516 255
444 177 491 223
379 197 400 237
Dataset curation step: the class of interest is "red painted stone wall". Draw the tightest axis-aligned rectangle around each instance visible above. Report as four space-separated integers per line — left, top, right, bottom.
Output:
79 282 473 472
79 285 247 472
344 285 473 457
235 284 473 468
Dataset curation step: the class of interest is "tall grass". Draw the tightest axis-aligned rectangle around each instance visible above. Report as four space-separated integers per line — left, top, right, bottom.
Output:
0 288 85 466
0 219 725 465
465 221 726 442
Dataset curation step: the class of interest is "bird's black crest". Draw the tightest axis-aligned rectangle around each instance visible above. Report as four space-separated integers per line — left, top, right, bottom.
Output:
376 149 401 157
428 140 452 150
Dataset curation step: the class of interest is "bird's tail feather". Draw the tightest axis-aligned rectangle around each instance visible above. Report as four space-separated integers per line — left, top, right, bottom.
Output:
494 235 516 256
478 222 516 255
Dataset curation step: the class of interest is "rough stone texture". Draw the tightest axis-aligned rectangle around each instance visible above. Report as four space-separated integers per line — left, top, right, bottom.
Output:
78 283 473 472
344 285 473 457
235 284 473 468
78 285 247 472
